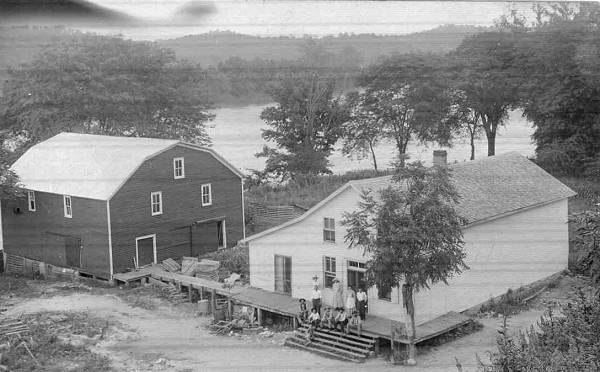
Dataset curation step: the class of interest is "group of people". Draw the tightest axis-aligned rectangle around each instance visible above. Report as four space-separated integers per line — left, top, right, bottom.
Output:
298 276 368 341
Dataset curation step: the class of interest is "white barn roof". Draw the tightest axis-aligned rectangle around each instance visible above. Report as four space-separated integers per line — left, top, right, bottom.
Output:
11 132 243 200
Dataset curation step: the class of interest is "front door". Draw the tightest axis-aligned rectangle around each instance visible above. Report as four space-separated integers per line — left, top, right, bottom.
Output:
136 235 156 267
274 255 292 294
64 236 82 268
347 260 366 291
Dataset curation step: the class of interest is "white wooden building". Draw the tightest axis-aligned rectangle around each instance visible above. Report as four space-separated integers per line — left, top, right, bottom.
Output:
242 152 575 325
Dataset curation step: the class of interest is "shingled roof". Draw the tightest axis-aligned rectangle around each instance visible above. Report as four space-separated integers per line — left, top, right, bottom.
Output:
11 132 244 200
243 152 575 242
350 152 576 224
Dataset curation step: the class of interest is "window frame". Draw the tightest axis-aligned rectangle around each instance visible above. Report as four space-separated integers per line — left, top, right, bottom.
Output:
217 220 227 249
27 190 36 211
201 183 212 206
63 195 72 218
323 256 336 288
151 191 163 216
173 157 185 179
323 217 335 242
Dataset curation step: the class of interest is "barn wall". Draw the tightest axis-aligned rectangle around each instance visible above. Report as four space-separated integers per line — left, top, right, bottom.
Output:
110 145 243 273
249 190 570 324
412 198 569 324
1 191 110 277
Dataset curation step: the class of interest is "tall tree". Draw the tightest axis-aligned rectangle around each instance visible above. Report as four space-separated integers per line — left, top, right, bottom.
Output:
358 54 456 164
257 73 349 181
451 31 520 156
341 92 384 172
342 161 467 364
0 33 214 149
0 145 22 200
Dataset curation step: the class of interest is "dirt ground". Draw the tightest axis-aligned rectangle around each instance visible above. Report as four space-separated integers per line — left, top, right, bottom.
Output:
0 273 591 371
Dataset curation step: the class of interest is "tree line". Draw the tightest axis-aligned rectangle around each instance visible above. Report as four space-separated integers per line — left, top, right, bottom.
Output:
256 2 600 182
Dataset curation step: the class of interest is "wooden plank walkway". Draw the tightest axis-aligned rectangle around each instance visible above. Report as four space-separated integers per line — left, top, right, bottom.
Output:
143 265 245 296
230 287 300 316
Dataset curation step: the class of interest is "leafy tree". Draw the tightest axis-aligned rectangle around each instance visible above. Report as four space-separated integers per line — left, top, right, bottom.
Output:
341 92 384 172
0 145 22 200
0 33 214 149
342 161 467 364
257 73 349 181
488 291 600 371
571 207 600 284
358 54 456 164
450 31 521 156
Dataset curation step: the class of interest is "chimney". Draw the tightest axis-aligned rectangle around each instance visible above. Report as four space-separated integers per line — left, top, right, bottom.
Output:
433 150 447 166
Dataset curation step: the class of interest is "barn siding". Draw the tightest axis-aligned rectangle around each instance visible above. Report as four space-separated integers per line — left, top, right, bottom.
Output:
110 145 243 273
1 191 110 277
248 188 569 324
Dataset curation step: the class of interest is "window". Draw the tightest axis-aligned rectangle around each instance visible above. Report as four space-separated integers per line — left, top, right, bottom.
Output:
201 184 212 206
323 217 335 242
217 220 226 248
173 157 185 179
63 195 72 218
323 256 336 288
27 191 36 211
151 191 162 216
348 261 366 269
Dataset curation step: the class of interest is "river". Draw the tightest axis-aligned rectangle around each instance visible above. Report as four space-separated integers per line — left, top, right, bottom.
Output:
206 104 535 174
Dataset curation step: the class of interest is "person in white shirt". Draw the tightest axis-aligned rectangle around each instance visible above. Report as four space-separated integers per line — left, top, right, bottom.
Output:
334 307 349 334
311 285 322 315
356 287 368 320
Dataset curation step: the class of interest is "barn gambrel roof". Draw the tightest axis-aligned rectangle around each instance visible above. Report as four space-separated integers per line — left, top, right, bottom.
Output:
11 132 244 200
242 152 576 243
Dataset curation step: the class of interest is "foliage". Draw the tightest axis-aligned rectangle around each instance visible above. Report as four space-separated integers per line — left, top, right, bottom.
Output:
358 53 457 162
245 168 393 208
207 245 249 279
0 143 23 200
570 207 600 284
340 91 385 172
0 32 214 149
488 291 600 371
450 31 520 156
342 161 467 343
257 72 349 180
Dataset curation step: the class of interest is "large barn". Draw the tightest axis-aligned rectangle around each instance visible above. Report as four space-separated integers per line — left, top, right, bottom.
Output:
242 152 575 325
1 132 245 280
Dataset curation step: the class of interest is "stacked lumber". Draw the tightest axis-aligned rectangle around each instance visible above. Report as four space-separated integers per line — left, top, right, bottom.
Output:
284 324 376 363
161 258 181 272
194 259 220 281
0 319 29 338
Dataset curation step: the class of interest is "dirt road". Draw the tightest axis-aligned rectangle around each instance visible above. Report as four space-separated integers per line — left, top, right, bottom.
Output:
5 286 549 372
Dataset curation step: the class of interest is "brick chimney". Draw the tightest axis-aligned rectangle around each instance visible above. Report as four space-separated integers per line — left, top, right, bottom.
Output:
433 150 447 166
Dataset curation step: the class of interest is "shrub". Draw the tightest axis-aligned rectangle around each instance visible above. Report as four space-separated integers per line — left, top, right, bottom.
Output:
487 291 600 371
207 245 249 279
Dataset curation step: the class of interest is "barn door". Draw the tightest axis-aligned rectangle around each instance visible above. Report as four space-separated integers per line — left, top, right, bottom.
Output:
191 222 220 256
64 236 81 268
136 235 156 267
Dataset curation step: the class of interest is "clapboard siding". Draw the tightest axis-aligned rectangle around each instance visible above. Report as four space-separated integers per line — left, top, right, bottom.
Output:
248 186 570 324
110 145 243 273
1 191 110 277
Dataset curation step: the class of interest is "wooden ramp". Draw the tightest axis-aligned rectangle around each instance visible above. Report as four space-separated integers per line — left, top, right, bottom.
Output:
230 287 300 316
112 269 151 285
285 324 376 363
401 311 472 344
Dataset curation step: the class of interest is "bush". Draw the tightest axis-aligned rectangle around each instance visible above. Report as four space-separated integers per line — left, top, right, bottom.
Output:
487 291 600 371
206 245 249 279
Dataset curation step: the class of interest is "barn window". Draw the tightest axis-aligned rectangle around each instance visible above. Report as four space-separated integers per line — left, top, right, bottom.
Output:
151 191 162 216
28 190 36 211
323 256 336 288
173 157 185 179
63 195 72 218
323 217 335 242
201 184 212 206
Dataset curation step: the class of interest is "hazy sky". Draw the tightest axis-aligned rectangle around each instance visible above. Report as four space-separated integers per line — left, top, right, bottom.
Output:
87 1 536 40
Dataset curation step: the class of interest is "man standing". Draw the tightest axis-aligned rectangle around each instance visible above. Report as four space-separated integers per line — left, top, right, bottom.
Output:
311 285 322 315
356 287 368 320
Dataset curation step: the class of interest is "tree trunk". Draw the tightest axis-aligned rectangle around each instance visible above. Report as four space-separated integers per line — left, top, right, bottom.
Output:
402 283 417 365
369 141 378 174
470 130 476 161
486 130 496 156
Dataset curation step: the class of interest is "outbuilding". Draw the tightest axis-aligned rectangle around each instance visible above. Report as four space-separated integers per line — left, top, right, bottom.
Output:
1 132 245 280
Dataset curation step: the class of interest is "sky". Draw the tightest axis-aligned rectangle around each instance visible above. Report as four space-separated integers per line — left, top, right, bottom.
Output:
84 1 536 40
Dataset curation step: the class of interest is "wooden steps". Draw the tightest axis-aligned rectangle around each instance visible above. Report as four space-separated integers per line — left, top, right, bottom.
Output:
284 324 375 363
0 319 30 338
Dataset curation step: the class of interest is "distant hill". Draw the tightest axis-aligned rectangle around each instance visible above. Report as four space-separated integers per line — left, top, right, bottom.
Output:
158 24 486 66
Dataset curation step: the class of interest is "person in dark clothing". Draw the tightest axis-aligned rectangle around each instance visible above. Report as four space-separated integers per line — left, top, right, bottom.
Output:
356 287 368 320
334 307 349 334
